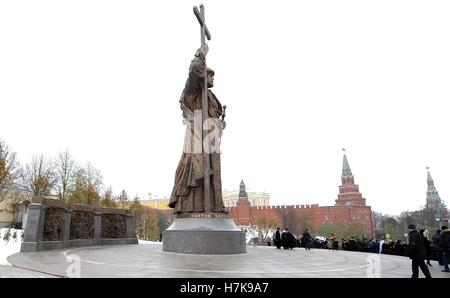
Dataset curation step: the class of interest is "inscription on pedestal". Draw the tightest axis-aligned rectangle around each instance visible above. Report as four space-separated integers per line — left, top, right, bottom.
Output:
175 213 228 219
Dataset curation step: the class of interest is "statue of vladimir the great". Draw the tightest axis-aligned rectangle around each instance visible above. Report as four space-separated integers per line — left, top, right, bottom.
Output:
168 44 227 214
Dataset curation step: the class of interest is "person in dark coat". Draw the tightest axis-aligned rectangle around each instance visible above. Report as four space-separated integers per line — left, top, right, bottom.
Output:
440 226 450 272
420 229 432 266
281 228 296 249
273 227 282 249
281 229 289 249
302 229 312 250
407 224 432 278
287 230 296 249
432 229 443 265
327 234 337 251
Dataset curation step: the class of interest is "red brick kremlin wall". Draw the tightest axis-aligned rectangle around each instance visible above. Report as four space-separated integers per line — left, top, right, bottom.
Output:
226 202 374 235
159 202 374 236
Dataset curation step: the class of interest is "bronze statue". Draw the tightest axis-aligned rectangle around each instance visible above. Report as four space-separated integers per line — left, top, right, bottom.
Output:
168 5 226 214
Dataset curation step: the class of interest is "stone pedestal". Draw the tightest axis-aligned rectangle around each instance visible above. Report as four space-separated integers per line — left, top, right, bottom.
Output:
94 211 102 246
126 214 138 244
21 203 46 252
162 213 246 255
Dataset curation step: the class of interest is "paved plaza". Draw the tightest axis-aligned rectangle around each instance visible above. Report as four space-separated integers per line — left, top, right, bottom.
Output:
0 264 58 278
6 242 450 278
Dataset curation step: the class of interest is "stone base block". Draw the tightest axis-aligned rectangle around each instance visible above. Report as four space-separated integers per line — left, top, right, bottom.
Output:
20 238 138 252
162 217 246 254
101 238 139 245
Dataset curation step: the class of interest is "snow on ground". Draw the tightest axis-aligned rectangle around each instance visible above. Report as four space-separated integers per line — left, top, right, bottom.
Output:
0 228 23 266
138 239 161 244
0 230 159 266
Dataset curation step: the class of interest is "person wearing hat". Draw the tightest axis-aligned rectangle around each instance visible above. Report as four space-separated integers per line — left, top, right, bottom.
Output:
420 229 432 266
432 229 443 265
407 224 432 278
440 225 450 272
273 227 282 249
302 228 312 250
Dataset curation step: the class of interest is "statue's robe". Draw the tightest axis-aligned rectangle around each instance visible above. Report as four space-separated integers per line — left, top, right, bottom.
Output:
168 51 225 214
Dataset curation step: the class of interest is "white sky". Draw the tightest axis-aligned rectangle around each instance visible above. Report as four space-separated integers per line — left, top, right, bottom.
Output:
1 1 449 215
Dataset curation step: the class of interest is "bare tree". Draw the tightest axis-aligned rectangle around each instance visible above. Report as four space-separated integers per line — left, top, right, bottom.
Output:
7 192 24 226
85 162 103 192
277 208 289 229
101 186 116 207
276 208 308 236
297 212 312 234
117 189 129 210
54 149 76 202
67 163 103 206
0 139 19 203
253 215 278 242
285 209 302 236
21 154 56 199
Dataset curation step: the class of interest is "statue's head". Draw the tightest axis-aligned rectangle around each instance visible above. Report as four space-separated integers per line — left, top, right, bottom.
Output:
207 67 215 88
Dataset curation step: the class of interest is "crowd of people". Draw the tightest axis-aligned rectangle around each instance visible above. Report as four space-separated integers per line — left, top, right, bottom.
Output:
271 227 297 249
266 225 450 277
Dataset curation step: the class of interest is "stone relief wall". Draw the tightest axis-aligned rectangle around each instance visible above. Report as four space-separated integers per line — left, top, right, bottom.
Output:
101 214 126 238
70 204 95 240
33 198 131 241
70 211 94 239
43 207 65 241
22 198 137 252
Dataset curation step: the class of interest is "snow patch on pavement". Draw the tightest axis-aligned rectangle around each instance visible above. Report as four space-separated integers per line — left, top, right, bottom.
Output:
0 228 23 266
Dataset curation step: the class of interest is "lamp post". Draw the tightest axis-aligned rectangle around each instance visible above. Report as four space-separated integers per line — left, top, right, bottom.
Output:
143 214 147 240
404 220 408 244
436 216 441 229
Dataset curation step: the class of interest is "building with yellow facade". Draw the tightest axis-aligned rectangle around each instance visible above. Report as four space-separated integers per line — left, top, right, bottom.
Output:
222 180 270 208
143 180 270 210
140 195 170 210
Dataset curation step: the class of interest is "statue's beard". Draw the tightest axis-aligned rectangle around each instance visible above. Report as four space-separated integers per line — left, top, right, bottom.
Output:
207 82 214 88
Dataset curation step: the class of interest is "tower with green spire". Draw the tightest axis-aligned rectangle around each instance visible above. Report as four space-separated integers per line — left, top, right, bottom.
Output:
335 149 366 206
239 179 248 199
234 179 251 226
424 167 448 227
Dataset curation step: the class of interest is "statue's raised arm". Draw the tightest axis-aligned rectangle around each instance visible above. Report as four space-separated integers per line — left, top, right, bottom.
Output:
183 46 208 98
179 47 209 120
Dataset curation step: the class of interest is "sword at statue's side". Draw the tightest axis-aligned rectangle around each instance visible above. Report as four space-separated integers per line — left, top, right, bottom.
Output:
218 105 226 148
193 4 212 212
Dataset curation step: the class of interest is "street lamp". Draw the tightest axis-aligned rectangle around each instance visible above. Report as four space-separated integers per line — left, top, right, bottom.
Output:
436 216 441 229
142 214 147 240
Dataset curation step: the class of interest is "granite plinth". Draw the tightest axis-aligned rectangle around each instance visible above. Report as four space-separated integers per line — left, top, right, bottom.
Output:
162 216 246 255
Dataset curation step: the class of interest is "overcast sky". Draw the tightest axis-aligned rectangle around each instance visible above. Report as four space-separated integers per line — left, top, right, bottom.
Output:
1 1 449 215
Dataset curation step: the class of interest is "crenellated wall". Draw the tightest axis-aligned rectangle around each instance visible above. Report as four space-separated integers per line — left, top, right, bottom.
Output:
227 201 373 235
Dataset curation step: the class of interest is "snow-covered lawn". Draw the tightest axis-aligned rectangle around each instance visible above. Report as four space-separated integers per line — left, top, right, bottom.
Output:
0 228 23 266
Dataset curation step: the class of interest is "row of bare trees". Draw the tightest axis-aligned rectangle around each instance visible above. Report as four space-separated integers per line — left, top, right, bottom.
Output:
0 140 169 240
252 208 373 244
1 138 170 238
252 209 313 242
1 138 133 208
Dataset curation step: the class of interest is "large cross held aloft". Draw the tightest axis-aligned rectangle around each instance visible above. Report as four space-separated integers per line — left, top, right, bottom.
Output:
193 4 213 211
193 5 211 42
